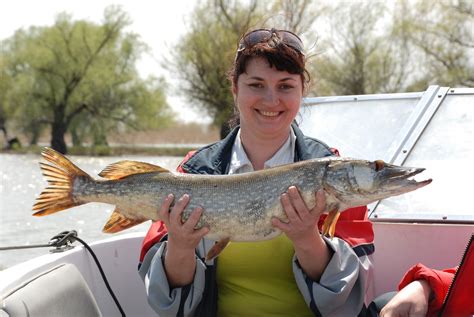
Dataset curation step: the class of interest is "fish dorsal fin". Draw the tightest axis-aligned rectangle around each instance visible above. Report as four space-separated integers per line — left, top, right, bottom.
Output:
327 159 345 169
99 161 169 180
103 208 147 233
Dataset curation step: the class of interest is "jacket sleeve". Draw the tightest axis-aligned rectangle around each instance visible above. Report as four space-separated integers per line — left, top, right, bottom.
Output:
292 236 370 316
398 263 456 315
138 240 208 317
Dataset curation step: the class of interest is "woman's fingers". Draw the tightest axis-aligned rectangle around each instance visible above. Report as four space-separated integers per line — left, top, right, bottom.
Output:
185 207 210 238
275 187 327 242
183 206 204 230
287 186 311 218
281 192 300 223
272 217 291 231
158 194 174 223
162 194 208 236
313 190 327 217
170 194 190 224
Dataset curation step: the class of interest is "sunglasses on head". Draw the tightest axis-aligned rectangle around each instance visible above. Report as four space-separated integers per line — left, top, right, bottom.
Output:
237 28 304 55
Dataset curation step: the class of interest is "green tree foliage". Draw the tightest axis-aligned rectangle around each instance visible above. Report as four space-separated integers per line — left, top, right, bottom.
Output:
0 6 172 153
0 55 11 140
309 1 412 96
393 0 474 90
166 0 261 131
168 0 324 132
267 0 325 36
306 0 473 95
172 0 472 127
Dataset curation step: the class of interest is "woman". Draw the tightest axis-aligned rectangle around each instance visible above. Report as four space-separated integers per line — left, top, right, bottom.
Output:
139 28 374 317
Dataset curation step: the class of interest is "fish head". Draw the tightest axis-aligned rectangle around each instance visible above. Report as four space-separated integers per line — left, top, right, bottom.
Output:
324 159 432 209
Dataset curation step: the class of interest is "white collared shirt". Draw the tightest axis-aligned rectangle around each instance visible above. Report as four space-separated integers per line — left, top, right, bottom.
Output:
228 128 296 175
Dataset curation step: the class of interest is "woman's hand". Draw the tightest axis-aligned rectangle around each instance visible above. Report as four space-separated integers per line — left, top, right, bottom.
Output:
380 280 432 317
158 194 209 287
159 194 209 251
272 187 331 281
272 187 326 244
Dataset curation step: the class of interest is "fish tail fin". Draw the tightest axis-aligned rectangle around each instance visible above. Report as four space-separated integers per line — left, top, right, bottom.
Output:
322 210 341 238
33 147 91 216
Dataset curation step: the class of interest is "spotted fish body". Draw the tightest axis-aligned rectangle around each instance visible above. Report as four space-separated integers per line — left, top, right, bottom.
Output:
33 148 431 256
77 160 325 242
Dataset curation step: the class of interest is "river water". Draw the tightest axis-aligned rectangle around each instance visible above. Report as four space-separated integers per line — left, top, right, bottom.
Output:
0 153 183 269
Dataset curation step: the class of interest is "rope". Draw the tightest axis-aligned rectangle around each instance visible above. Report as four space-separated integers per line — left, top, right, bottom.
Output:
71 235 126 317
0 230 126 317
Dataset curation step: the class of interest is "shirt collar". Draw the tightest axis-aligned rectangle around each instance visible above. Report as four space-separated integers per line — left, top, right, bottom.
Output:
228 128 296 174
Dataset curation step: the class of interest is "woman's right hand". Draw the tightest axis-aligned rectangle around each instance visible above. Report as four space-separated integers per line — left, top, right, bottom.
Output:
159 194 209 251
159 194 209 287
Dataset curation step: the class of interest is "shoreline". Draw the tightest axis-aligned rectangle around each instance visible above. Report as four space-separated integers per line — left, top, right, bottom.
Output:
0 144 202 157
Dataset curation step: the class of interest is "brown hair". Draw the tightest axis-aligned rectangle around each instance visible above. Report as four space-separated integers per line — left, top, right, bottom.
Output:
223 30 309 135
228 33 310 91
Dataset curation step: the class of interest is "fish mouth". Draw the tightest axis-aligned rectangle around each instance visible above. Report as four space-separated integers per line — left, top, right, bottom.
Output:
380 165 432 190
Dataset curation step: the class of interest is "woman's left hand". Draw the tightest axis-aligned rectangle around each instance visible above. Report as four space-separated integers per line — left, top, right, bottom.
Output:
272 187 331 281
272 186 326 246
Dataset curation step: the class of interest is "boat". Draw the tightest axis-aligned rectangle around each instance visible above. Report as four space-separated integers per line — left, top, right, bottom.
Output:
1 85 472 316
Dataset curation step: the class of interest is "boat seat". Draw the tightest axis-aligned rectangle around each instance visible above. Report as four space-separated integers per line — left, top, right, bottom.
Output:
0 263 101 317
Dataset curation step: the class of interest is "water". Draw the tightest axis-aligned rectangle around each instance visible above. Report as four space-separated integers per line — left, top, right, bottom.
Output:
0 153 183 269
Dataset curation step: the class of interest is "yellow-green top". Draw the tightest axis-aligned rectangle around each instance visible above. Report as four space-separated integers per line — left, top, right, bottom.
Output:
216 234 313 317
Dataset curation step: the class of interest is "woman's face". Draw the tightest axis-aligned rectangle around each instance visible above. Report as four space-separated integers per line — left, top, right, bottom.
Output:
233 57 303 141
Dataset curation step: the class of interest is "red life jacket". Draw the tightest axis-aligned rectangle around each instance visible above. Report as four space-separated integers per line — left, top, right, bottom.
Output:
399 234 474 317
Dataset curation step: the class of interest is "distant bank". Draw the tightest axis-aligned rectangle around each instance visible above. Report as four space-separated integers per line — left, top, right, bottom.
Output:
0 123 220 156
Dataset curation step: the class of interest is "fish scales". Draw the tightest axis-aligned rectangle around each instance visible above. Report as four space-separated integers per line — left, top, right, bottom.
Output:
73 163 325 242
33 148 431 259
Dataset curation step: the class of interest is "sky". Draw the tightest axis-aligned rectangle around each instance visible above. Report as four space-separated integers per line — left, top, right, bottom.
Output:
0 0 211 123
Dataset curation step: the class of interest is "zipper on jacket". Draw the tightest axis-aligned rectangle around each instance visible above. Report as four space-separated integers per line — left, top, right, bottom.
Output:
438 233 474 317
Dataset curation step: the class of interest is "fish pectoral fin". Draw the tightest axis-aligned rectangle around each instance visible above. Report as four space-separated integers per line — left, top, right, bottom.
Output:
322 210 341 239
99 161 170 180
103 208 147 233
205 238 230 262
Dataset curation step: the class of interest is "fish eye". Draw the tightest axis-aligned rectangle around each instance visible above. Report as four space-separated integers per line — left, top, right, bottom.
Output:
374 160 385 172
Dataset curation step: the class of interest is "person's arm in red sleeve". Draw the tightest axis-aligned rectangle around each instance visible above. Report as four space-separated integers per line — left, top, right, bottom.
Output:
380 263 455 317
398 263 456 315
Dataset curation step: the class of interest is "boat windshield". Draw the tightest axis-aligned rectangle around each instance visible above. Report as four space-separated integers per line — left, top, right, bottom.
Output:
300 86 473 222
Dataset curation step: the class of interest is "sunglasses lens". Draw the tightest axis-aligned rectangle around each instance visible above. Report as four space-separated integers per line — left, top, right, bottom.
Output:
246 30 271 45
279 32 304 52
238 30 271 52
238 29 303 54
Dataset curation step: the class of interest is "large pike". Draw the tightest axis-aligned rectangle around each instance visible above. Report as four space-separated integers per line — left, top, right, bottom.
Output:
33 148 431 259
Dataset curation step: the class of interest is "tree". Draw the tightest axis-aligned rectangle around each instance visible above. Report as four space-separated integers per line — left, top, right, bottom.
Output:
393 0 474 90
309 1 412 96
168 0 326 132
268 0 326 36
166 0 261 132
309 0 473 96
171 0 473 128
0 55 11 142
0 6 172 153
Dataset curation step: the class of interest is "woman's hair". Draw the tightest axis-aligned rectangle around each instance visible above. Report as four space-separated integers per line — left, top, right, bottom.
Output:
224 29 309 134
228 29 310 91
